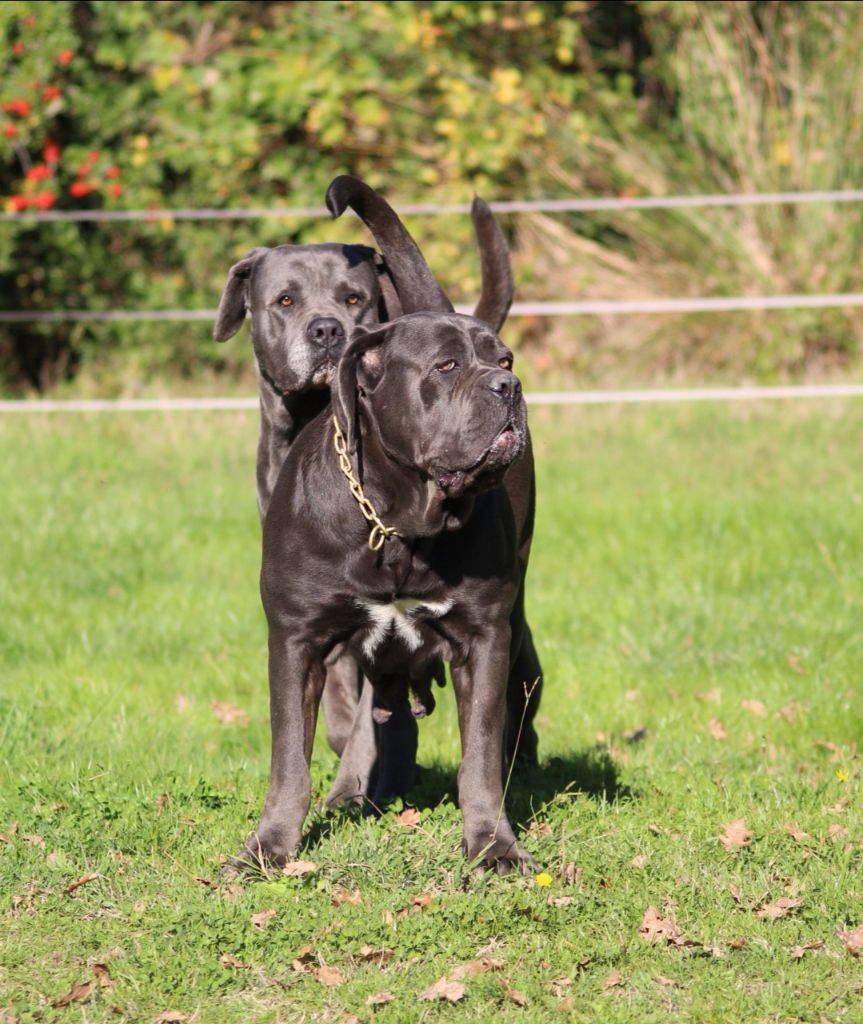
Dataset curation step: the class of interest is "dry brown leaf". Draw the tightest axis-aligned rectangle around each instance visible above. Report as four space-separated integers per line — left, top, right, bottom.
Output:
155 1013 189 1023
776 701 804 722
839 924 863 956
623 689 641 702
367 991 395 1006
250 909 276 930
450 957 503 980
316 965 346 987
631 854 648 868
358 945 394 964
394 807 421 827
501 979 528 1006
648 823 663 835
560 863 582 885
92 963 114 988
784 822 810 843
174 694 192 714
22 834 45 847
411 894 432 910
156 793 169 815
548 895 576 907
790 940 823 959
728 883 743 906
741 699 767 718
291 943 315 972
602 969 623 990
210 700 249 727
727 937 746 950
639 906 681 945
696 688 721 704
332 886 361 906
419 977 466 1002
815 740 842 758
720 818 753 852
280 859 317 877
828 824 850 842
51 980 95 1008
787 654 805 673
219 953 249 969
655 975 681 988
707 719 727 740
754 896 803 920
63 873 100 895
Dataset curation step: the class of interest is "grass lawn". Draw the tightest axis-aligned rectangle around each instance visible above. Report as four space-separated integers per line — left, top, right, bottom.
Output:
1 399 862 1023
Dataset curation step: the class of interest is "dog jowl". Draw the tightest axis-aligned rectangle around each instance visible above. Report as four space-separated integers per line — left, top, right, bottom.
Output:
246 312 540 873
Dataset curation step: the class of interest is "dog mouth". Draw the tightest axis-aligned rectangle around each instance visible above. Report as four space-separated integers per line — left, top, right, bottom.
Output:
433 422 525 496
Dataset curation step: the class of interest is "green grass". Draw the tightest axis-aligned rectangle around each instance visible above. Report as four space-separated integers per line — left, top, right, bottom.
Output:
1 401 862 1023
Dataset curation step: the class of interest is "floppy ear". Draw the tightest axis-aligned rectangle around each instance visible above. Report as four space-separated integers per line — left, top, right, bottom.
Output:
333 323 389 455
373 253 403 321
213 247 269 341
470 197 514 332
326 175 454 315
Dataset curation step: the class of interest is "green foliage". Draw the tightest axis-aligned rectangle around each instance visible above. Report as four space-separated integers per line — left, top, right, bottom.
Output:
2 404 863 1019
0 1 861 390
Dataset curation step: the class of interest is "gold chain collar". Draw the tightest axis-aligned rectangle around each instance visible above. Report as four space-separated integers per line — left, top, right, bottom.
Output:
332 415 400 551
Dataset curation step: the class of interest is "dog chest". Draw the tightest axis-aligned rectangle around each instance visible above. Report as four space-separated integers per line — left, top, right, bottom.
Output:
354 596 453 662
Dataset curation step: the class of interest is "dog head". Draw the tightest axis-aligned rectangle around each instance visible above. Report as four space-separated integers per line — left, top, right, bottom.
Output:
334 312 526 503
213 243 399 395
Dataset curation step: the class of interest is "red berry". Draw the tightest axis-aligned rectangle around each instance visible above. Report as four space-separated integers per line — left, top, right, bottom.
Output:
33 191 56 210
43 140 61 163
12 42 25 56
25 164 51 181
108 183 124 198
4 123 17 138
10 195 29 212
105 165 121 179
42 86 62 102
69 181 93 197
22 15 36 28
58 49 74 66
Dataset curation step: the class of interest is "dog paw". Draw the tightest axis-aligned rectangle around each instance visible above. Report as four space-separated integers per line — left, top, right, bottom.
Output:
464 830 537 875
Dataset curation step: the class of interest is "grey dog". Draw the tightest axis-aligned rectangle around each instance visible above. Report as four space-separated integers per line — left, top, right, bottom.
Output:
213 178 519 806
244 293 541 872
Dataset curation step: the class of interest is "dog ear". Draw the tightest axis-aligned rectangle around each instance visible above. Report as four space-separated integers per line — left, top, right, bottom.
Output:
374 253 403 321
470 197 513 333
333 323 389 454
326 175 454 315
213 248 269 341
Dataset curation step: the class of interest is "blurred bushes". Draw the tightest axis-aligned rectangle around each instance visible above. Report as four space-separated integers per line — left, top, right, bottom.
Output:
0 1 861 392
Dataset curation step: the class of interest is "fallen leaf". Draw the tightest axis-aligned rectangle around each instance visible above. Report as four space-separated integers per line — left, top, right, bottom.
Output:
639 905 681 945
291 943 315 972
250 909 276 930
316 965 346 986
560 863 582 885
174 694 192 714
655 975 681 988
210 701 249 727
790 940 823 959
776 701 804 721
728 883 743 906
51 980 95 1008
727 938 746 950
394 807 421 827
839 924 863 957
602 969 623 990
63 873 100 895
92 963 114 988
623 725 647 743
741 699 767 718
132 900 146 913
720 818 753 852
419 977 465 1002
754 896 803 920
631 854 648 868
22 834 45 847
624 689 641 702
828 824 850 842
450 957 503 980
219 953 249 969
281 859 317 877
548 895 575 907
367 991 395 1006
332 886 361 906
411 894 432 910
358 945 394 964
156 793 169 815
787 654 805 673
648 823 663 835
784 822 810 843
815 740 842 759
707 719 727 740
155 1013 189 1023
501 979 527 1006
696 688 721 704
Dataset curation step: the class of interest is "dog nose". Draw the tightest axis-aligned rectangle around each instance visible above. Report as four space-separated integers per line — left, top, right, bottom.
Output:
486 371 522 402
306 317 345 348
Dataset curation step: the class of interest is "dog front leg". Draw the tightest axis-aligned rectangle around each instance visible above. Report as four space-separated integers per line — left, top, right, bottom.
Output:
242 628 323 867
451 634 535 874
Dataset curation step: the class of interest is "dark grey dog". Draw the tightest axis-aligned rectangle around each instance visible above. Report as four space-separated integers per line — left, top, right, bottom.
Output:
244 302 541 873
213 178 517 805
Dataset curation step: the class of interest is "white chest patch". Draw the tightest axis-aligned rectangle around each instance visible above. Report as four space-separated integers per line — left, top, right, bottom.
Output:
358 597 453 659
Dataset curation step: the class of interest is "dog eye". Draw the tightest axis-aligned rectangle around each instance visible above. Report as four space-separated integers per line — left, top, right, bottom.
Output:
498 356 513 370
345 293 362 306
278 294 293 307
436 359 458 373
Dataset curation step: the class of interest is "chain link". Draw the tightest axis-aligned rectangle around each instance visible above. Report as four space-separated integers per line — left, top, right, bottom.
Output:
332 415 400 551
